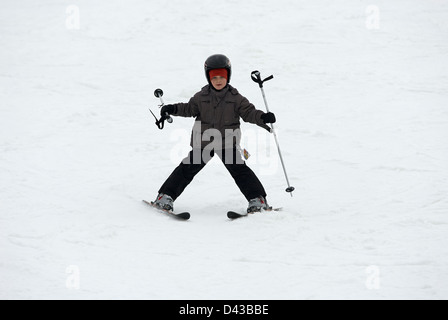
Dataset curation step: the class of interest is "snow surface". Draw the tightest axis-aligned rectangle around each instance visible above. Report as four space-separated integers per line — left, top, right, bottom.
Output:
1 0 448 300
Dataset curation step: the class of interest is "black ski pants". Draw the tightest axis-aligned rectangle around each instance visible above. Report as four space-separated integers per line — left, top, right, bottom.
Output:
158 148 267 201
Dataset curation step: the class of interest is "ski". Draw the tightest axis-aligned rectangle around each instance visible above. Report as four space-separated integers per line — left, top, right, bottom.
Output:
227 208 283 220
227 211 249 220
142 200 190 220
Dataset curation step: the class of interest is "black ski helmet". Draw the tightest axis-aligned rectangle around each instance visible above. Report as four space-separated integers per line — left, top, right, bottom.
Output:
204 54 232 85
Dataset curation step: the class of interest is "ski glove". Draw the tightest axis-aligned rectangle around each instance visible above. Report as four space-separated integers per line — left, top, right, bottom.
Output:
261 112 276 124
160 104 177 116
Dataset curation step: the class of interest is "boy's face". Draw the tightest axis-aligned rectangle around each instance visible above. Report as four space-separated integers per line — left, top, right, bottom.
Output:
211 76 227 91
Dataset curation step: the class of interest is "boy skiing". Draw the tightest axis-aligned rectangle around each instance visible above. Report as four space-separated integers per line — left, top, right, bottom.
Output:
152 54 276 214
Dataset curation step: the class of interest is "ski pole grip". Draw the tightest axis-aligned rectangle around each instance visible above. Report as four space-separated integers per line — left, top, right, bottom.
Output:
251 71 274 88
264 75 274 82
251 70 263 88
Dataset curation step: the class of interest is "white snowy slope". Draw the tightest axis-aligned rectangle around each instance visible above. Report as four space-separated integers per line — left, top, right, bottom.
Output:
1 0 448 300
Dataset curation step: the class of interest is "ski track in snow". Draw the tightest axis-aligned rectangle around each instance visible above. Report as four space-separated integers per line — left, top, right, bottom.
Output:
1 0 448 299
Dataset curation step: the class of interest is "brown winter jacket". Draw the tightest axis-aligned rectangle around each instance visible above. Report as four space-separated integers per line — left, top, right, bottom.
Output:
173 85 271 150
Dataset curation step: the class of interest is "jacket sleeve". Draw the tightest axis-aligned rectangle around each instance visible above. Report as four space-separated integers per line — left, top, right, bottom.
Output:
238 96 272 132
173 93 200 118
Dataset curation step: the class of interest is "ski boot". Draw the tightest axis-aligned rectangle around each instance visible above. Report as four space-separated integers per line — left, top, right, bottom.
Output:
152 193 174 212
247 196 272 213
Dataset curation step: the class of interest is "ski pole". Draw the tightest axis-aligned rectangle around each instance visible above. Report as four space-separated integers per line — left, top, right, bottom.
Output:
149 89 173 130
154 88 173 124
251 70 295 197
